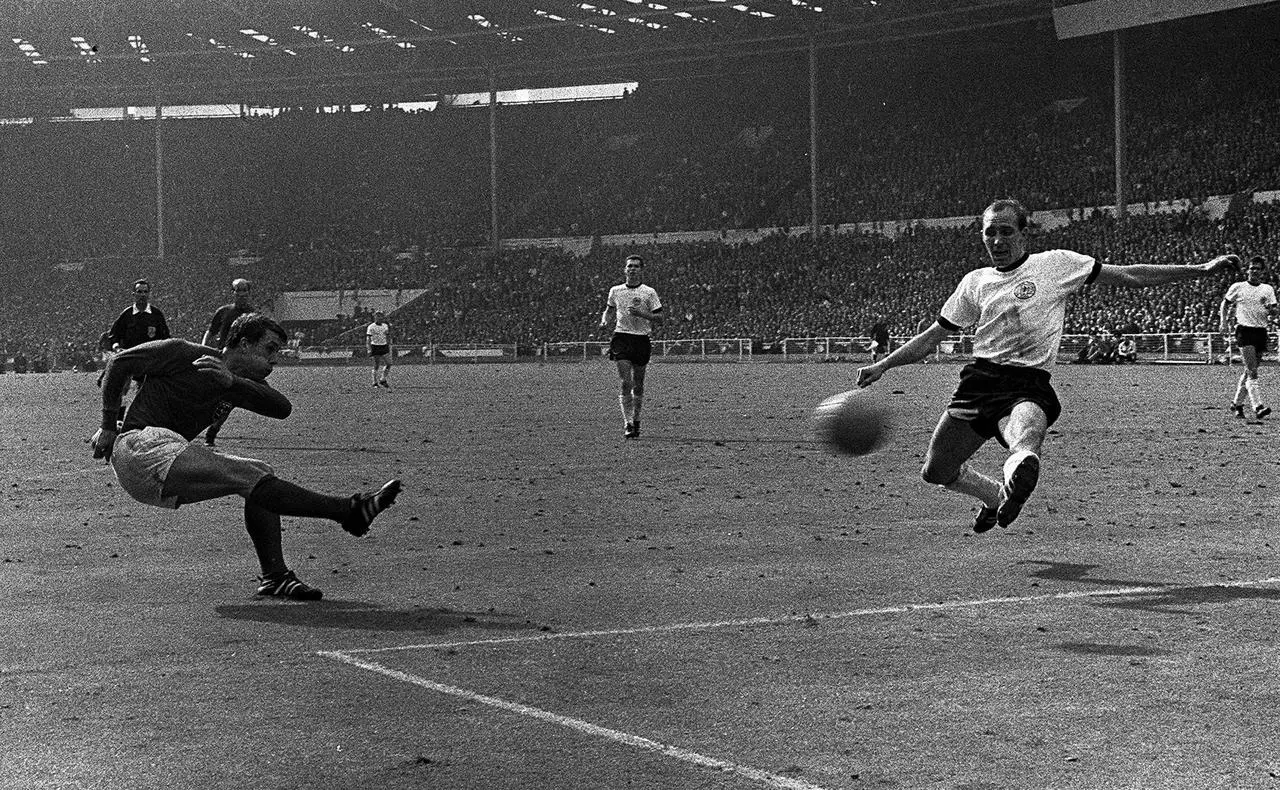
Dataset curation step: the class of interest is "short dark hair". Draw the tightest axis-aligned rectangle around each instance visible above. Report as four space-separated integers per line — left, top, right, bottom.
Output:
133 279 150 291
226 312 287 348
625 254 644 266
1250 255 1266 267
982 198 1031 230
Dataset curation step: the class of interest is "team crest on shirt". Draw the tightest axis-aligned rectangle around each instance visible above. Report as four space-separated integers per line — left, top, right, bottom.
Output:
1013 281 1037 300
147 326 157 338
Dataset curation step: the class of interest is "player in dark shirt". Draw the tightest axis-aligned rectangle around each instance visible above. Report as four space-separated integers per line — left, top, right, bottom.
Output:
92 312 402 601
105 279 171 421
199 278 256 446
108 279 170 351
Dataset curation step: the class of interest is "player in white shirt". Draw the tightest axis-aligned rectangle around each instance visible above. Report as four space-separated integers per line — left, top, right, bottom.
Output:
1219 256 1276 419
600 254 663 438
857 198 1239 533
366 311 392 388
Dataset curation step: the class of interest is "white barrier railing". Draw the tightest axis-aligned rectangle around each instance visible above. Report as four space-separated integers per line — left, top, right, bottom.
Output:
780 333 1245 364
542 337 753 362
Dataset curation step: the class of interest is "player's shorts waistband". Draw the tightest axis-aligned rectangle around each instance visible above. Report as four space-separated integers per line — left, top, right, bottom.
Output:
971 357 1051 382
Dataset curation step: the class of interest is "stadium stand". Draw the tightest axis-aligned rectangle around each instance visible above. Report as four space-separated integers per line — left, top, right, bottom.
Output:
1 21 1279 365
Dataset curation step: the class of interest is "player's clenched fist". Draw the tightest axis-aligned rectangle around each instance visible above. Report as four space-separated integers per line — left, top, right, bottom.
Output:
91 427 116 460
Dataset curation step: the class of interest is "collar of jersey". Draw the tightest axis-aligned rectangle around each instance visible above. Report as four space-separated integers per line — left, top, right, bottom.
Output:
994 251 1030 273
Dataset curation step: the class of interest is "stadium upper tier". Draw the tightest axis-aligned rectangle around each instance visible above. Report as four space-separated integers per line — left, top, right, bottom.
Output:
3 201 1277 366
2 22 1279 363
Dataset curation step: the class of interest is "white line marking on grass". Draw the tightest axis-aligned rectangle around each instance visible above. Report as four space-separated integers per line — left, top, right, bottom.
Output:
339 575 1280 655
320 650 835 790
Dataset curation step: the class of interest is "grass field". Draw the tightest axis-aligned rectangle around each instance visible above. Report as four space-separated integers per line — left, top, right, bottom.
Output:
4 360 1280 790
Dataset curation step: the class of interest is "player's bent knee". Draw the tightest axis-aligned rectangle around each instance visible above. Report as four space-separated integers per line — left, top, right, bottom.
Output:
920 463 957 486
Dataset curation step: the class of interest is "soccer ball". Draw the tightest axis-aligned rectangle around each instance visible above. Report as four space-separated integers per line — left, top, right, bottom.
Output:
812 389 891 456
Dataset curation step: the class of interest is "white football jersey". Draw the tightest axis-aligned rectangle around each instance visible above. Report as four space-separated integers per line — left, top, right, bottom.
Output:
366 321 391 345
939 249 1100 368
1223 281 1276 328
607 283 662 336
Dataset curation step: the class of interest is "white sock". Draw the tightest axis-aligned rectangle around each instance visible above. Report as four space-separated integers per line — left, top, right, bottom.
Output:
943 464 1000 508
632 395 643 424
1246 378 1263 409
1234 374 1248 405
1003 450 1038 484
619 394 634 424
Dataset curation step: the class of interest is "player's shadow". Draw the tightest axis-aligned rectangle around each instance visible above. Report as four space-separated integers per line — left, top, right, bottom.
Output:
1021 560 1280 615
222 440 401 454
215 599 546 635
1019 560 1165 588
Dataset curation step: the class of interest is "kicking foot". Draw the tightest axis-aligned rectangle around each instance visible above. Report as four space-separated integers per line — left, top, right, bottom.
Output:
1256 405 1271 419
1231 403 1245 418
623 422 637 439
997 455 1040 528
256 570 323 601
972 504 998 534
342 479 403 537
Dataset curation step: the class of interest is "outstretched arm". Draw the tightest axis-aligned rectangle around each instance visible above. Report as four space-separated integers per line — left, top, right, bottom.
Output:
599 305 616 330
857 322 951 387
1094 254 1239 289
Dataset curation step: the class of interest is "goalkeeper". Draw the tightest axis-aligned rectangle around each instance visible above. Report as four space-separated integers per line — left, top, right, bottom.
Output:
92 312 402 601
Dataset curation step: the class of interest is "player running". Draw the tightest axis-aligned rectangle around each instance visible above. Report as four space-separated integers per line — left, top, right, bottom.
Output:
92 312 402 600
366 311 393 389
856 198 1239 533
1220 255 1276 420
600 254 663 438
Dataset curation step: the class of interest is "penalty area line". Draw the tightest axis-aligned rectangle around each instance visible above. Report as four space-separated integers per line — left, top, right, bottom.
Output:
319 649 835 790
336 575 1280 655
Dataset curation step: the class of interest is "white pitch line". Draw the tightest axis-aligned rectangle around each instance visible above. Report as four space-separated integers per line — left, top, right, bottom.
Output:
321 650 835 790
337 575 1280 655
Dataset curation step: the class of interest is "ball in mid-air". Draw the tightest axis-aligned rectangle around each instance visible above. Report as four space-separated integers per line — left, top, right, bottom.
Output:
813 390 891 456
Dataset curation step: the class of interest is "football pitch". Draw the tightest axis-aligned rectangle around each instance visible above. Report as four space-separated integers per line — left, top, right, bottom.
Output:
3 361 1280 790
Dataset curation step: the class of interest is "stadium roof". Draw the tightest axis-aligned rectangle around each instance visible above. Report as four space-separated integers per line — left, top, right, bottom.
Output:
0 0 1051 112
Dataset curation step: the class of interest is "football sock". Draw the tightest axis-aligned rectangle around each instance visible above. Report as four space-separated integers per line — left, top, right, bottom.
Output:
244 502 288 577
247 475 348 521
942 463 1000 508
1234 373 1248 406
619 393 634 424
632 394 644 423
1246 378 1263 409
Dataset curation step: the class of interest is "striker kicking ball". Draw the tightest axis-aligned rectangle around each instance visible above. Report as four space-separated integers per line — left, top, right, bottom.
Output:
812 389 892 456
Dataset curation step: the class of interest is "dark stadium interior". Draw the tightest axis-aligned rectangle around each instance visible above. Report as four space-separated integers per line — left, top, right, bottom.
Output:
1 1 1279 366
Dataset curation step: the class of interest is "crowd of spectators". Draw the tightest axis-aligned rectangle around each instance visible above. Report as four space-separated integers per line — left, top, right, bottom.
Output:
1 10 1280 364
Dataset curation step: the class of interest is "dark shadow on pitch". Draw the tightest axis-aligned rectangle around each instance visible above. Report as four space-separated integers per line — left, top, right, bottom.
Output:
1087 583 1280 616
222 440 401 454
1018 560 1168 589
1058 641 1173 657
1020 561 1280 615
215 599 548 634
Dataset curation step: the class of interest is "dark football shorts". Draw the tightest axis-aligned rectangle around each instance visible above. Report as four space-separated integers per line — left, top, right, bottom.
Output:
1235 325 1269 352
947 358 1062 446
608 332 652 366
369 343 390 358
